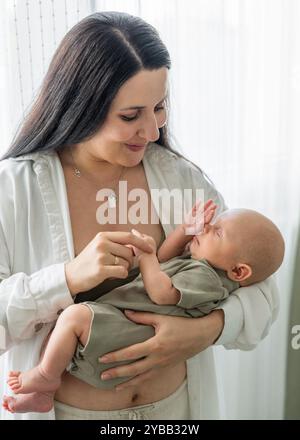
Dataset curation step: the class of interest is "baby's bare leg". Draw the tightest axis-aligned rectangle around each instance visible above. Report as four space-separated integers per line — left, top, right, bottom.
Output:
4 304 92 413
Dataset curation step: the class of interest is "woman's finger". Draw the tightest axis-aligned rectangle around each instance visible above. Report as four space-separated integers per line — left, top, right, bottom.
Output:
105 241 135 264
99 335 153 364
131 228 142 237
100 357 151 381
123 310 159 326
98 311 159 363
104 265 129 279
109 255 130 269
96 245 132 269
101 231 153 253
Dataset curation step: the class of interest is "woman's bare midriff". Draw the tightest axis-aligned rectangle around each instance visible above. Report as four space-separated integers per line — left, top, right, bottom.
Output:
55 363 187 410
55 150 187 410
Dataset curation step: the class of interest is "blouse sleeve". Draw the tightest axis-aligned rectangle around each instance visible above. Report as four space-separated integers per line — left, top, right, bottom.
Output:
0 221 73 355
214 276 279 349
182 158 280 350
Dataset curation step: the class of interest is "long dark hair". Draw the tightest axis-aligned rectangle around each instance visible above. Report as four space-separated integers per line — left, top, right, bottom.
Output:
2 11 175 159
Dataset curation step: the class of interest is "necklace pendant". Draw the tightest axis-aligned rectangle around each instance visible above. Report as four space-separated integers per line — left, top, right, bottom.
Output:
108 192 117 208
74 168 81 177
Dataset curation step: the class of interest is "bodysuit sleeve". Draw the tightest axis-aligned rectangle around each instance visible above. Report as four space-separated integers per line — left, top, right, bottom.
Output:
172 264 231 316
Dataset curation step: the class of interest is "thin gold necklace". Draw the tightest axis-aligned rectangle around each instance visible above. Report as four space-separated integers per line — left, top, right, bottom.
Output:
69 147 126 208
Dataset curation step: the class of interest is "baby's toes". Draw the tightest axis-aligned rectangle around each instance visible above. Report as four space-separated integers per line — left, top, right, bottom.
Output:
2 396 9 408
10 383 21 391
7 378 19 386
2 396 15 413
2 402 10 411
7 382 22 393
7 375 19 382
6 399 16 413
8 371 21 379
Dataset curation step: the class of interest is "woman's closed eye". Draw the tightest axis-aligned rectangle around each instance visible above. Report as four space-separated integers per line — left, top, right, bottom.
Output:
120 106 165 122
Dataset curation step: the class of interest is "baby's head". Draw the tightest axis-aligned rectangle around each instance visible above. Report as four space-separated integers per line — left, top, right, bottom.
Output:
189 209 285 286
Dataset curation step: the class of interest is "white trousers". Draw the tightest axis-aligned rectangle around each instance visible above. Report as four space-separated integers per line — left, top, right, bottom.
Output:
54 378 191 420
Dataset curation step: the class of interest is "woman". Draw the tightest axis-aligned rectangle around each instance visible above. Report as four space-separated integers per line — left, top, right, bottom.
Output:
0 12 278 420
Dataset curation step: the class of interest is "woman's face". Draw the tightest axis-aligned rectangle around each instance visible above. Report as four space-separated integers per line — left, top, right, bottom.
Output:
83 67 168 167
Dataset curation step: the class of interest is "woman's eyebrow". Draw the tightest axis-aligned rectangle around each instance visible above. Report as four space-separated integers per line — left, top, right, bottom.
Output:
119 94 167 111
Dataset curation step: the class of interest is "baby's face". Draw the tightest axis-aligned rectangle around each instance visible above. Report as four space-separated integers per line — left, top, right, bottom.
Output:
189 211 245 270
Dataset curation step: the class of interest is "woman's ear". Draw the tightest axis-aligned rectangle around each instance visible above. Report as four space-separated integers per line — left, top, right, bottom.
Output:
227 263 252 283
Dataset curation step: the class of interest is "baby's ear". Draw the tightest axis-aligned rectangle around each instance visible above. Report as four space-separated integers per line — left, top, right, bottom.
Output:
227 263 252 283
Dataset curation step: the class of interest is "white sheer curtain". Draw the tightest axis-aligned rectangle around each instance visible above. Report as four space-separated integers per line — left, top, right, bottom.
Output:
1 0 299 419
0 0 93 149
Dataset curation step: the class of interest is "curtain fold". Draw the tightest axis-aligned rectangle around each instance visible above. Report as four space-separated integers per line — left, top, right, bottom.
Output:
0 0 93 147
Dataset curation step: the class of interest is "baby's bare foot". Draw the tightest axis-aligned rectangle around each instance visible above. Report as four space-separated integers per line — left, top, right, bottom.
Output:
3 392 54 413
7 367 61 395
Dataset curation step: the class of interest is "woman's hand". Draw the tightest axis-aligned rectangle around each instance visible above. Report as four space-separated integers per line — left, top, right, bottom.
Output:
65 231 153 296
98 309 225 391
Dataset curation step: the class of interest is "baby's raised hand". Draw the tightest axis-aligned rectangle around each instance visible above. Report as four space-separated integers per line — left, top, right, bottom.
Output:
184 199 217 235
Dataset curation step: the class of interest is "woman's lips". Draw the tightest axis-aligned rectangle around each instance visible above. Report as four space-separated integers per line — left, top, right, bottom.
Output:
125 143 146 152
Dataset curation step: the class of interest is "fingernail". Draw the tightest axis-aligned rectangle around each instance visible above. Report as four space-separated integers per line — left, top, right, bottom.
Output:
99 356 109 363
101 373 111 380
125 310 135 314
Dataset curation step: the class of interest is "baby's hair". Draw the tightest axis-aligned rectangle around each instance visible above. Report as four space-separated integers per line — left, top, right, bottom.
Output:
230 209 285 286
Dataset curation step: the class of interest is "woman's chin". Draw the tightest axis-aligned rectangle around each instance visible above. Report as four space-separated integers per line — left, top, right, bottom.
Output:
122 149 145 166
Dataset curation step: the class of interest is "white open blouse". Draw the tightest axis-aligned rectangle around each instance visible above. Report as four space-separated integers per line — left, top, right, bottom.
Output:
0 142 279 419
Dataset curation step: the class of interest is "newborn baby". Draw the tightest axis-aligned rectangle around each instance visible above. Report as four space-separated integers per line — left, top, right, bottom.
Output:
186 207 285 287
3 202 284 413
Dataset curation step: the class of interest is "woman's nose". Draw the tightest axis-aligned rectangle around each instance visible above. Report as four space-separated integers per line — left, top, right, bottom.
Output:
138 114 160 142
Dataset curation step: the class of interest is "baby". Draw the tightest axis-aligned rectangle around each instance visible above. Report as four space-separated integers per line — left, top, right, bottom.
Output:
3 201 285 413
